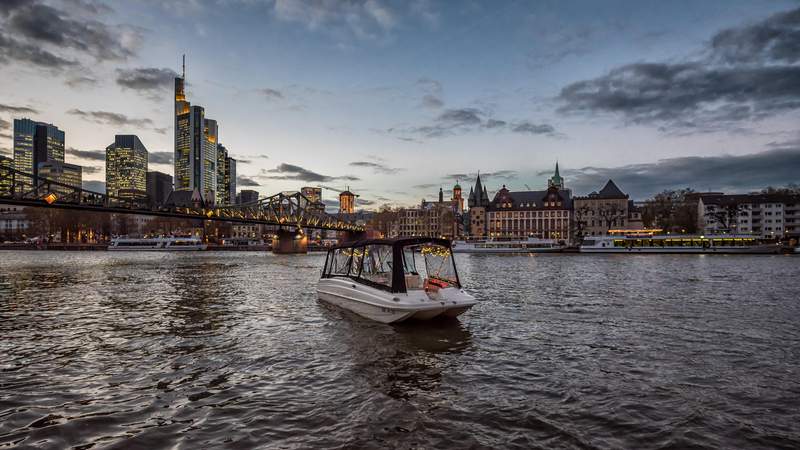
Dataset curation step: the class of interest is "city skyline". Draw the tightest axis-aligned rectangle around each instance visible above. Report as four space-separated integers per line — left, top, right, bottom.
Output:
1 0 799 208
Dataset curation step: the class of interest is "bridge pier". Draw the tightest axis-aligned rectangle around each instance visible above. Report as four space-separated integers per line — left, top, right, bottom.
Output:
272 229 308 254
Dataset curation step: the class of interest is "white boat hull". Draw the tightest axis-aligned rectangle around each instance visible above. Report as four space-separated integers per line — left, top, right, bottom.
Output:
452 247 563 254
580 244 780 254
317 277 476 324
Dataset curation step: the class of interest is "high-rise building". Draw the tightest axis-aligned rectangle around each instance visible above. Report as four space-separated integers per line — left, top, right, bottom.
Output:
339 187 356 214
174 57 218 204
37 161 82 196
146 171 173 206
13 119 65 179
216 143 236 205
301 187 322 203
0 155 13 195
238 189 259 205
106 135 148 198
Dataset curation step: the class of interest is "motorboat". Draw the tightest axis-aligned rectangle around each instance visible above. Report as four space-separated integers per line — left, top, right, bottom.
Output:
452 236 564 253
579 234 781 254
108 236 207 251
317 237 477 323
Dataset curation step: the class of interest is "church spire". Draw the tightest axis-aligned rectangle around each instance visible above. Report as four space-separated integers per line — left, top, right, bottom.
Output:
548 161 564 189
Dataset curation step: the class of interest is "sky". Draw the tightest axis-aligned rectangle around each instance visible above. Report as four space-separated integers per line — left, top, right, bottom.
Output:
1 0 799 209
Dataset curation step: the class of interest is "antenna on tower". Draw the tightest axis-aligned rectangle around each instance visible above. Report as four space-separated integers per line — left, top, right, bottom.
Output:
182 54 185 79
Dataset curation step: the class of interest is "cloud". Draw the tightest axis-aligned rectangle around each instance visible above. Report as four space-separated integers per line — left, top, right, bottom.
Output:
258 88 284 101
66 147 105 162
0 34 78 69
263 163 360 183
82 165 102 175
65 76 98 88
148 151 173 165
237 175 260 186
67 108 155 129
272 0 397 40
444 170 518 181
348 161 404 174
0 118 9 131
417 78 443 109
0 103 38 114
412 183 438 189
0 0 140 62
566 147 800 199
116 67 177 94
557 7 800 133
389 107 559 140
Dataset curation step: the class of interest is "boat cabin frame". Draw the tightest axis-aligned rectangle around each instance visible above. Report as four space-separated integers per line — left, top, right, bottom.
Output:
321 237 461 294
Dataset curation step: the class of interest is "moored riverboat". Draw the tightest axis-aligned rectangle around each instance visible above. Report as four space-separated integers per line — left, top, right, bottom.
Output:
317 237 477 323
108 236 207 251
452 236 564 254
580 233 781 254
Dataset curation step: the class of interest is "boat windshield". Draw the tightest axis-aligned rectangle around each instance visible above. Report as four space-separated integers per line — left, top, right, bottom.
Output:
420 244 459 287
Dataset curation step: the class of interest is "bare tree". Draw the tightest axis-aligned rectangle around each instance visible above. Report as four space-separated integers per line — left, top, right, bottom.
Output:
705 202 745 233
572 205 591 242
597 202 627 230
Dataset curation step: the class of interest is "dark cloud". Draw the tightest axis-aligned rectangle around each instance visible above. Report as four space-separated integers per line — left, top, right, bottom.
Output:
82 165 102 175
148 152 173 165
390 107 558 140
67 108 155 129
65 76 98 88
567 147 800 199
66 147 105 162
710 7 800 64
0 118 9 131
237 175 260 186
443 170 518 181
511 121 556 135
349 161 405 175
0 103 38 114
0 34 77 69
557 7 800 132
1 0 139 62
82 179 105 193
412 183 438 189
259 88 284 101
417 78 443 109
263 163 360 183
116 67 177 94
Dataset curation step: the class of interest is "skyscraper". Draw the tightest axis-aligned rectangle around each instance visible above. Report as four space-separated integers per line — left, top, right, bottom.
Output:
146 171 173 206
106 135 148 198
37 161 81 196
0 155 13 195
13 119 65 179
174 56 218 204
238 189 259 205
216 143 236 205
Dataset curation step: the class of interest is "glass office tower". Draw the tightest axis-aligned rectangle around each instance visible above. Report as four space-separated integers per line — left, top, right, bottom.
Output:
106 135 148 198
13 119 65 179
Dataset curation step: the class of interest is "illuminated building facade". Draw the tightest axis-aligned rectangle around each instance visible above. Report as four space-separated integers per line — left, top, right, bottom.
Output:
302 187 325 213
37 161 82 196
216 143 236 205
0 155 12 195
106 135 148 198
339 188 356 214
174 59 218 205
573 180 639 237
452 181 464 213
146 171 173 206
13 119 65 180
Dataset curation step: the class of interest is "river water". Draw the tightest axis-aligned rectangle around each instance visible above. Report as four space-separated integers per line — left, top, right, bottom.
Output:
0 251 798 449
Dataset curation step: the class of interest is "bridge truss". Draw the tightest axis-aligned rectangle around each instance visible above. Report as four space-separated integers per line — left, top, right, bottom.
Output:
0 165 362 231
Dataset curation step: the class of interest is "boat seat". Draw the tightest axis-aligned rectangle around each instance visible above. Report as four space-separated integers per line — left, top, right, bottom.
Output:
405 274 422 289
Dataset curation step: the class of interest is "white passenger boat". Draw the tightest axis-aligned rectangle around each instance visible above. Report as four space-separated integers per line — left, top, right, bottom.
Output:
108 236 207 251
317 238 477 324
580 234 781 254
452 237 564 254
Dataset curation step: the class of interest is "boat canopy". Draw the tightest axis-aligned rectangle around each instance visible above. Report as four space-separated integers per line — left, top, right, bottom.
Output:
322 237 460 293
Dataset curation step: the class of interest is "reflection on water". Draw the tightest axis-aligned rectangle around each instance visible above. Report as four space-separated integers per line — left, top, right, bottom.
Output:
1 251 799 449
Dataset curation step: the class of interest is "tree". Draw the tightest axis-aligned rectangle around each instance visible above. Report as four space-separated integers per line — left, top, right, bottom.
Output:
572 205 591 242
705 202 745 233
597 201 627 230
642 189 698 232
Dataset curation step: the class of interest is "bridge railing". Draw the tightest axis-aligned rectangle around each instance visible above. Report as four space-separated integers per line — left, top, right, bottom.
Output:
0 164 363 231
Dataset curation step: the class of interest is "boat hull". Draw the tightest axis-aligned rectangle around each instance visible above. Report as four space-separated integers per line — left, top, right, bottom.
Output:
317 278 476 324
